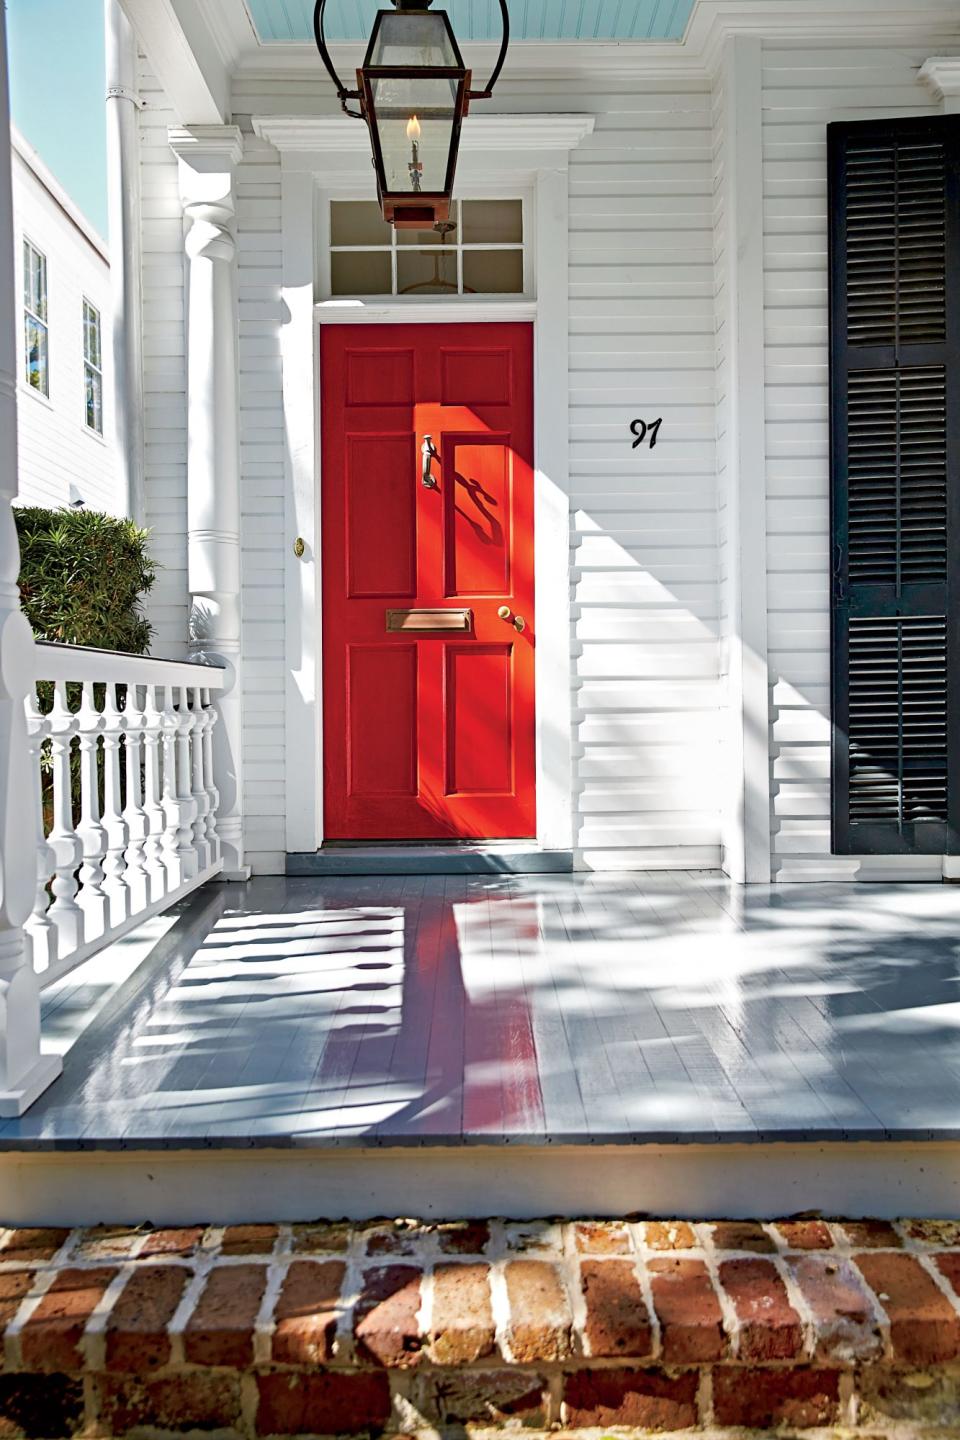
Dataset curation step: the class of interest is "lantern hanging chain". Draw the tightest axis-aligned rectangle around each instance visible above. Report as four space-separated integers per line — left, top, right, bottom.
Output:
313 0 364 118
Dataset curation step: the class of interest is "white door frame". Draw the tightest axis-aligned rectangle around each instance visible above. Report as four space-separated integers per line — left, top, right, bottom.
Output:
254 114 594 855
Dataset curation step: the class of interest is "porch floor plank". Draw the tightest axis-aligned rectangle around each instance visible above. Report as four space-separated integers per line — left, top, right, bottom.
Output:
5 871 960 1149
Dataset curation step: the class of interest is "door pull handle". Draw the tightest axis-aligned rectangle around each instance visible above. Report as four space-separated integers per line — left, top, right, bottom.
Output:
421 435 440 489
498 605 526 633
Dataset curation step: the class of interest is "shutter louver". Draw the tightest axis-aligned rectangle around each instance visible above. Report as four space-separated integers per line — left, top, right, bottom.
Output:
830 117 960 855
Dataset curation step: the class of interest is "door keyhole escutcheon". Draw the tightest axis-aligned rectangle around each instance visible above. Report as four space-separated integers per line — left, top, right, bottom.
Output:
498 605 526 632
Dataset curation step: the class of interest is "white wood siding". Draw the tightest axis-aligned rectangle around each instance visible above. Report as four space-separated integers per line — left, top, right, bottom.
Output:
138 59 189 656
12 148 118 514
761 39 956 880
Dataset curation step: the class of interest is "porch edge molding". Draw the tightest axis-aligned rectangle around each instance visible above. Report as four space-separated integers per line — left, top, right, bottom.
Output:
718 34 772 885
253 114 595 155
920 57 960 112
169 122 250 882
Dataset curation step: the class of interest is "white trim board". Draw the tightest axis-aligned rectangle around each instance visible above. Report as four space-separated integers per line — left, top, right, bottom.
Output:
273 117 589 856
3 1141 959 1223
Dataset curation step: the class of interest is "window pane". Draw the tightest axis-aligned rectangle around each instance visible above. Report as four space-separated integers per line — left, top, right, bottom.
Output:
330 250 393 296
330 201 392 248
397 248 457 295
83 301 101 369
397 221 455 246
462 248 524 294
85 365 102 433
25 317 48 394
461 199 523 245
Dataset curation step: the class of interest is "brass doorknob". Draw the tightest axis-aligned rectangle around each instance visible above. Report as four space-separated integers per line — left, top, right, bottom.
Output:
498 605 525 632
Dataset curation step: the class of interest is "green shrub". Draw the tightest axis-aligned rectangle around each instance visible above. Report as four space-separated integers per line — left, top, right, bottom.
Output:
15 506 156 654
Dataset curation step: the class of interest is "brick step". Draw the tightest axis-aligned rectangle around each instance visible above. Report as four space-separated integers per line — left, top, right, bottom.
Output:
0 1217 958 1436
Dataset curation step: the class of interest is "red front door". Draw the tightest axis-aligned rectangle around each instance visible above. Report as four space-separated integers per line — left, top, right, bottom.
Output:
321 323 535 840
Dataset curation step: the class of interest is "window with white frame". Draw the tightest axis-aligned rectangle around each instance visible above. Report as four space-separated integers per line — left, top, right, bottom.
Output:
82 298 103 435
23 238 48 395
328 198 525 297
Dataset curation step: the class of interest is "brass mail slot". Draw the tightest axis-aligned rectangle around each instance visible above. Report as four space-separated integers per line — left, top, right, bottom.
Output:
386 608 473 632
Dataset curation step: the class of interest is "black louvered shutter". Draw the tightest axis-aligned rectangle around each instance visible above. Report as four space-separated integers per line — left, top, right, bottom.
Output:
829 117 960 854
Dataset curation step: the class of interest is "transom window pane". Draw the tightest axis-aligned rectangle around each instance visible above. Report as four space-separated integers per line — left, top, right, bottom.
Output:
328 198 525 298
22 239 48 396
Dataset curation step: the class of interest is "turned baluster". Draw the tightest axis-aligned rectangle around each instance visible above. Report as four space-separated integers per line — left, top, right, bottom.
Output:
45 680 82 957
100 683 130 929
141 683 167 899
201 687 221 865
76 682 108 942
189 687 211 872
23 691 56 973
159 685 182 888
122 683 149 914
173 685 198 882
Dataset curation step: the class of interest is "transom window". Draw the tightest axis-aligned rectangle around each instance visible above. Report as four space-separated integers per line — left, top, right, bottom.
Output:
328 197 524 297
23 238 48 396
82 298 103 435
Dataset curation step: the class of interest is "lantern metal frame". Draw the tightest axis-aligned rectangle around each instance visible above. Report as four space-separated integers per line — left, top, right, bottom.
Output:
312 0 510 227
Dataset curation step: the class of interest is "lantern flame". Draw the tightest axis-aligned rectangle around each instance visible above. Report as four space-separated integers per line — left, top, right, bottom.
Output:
406 114 421 140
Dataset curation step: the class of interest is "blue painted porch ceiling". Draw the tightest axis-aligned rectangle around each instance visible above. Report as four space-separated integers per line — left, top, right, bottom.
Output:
245 0 696 43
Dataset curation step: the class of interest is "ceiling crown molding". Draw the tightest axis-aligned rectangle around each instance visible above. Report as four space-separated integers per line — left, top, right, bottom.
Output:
920 56 960 108
253 113 595 155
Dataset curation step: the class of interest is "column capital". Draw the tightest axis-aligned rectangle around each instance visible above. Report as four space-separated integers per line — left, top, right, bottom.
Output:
920 57 960 112
169 125 244 207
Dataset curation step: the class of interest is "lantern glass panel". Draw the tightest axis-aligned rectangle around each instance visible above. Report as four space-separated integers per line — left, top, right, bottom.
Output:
369 73 458 194
368 11 460 67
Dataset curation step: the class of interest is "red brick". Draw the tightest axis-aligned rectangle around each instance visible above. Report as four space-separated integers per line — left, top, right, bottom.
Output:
105 1265 190 1372
574 1222 633 1254
564 1369 698 1429
902 1219 960 1247
256 1371 391 1436
786 1254 882 1363
856 1251 960 1364
20 1266 117 1371
138 1228 204 1260
838 1220 902 1248
429 1263 495 1365
0 1272 34 1338
776 1220 834 1250
719 1257 804 1362
97 1373 241 1433
290 1222 351 1254
648 1257 727 1363
644 1221 696 1251
220 1224 278 1256
272 1260 344 1365
0 1230 68 1265
364 1225 419 1256
580 1259 653 1358
713 1367 839 1428
354 1265 423 1368
504 1259 574 1363
183 1263 267 1367
0 1374 84 1437
435 1221 490 1255
419 1371 545 1425
711 1221 776 1253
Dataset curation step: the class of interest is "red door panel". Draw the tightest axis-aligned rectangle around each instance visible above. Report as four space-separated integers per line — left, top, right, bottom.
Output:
322 322 535 840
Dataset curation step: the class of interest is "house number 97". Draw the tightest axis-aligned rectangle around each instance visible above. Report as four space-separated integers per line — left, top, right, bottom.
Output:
630 417 662 450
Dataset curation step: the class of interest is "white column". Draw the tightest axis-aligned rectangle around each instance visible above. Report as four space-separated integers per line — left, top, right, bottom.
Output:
717 36 772 884
0 9 62 1111
169 126 250 881
105 0 144 522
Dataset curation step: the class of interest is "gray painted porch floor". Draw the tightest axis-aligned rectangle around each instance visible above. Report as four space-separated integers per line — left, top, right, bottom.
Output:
10 871 960 1149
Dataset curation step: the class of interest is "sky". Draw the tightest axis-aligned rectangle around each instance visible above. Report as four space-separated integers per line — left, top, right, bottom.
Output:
7 0 108 237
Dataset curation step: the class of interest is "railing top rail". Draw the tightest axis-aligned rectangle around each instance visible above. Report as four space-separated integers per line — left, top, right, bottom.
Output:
32 641 227 691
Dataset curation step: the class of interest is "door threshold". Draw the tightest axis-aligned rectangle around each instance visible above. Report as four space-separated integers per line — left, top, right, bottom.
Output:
286 842 574 876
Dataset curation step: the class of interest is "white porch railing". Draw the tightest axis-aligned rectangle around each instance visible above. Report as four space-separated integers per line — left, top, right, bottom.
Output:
25 643 226 988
